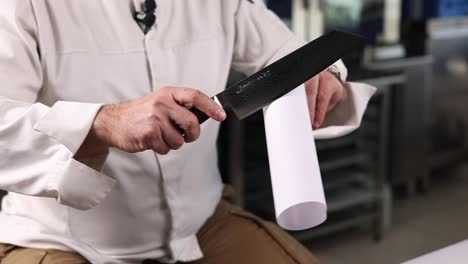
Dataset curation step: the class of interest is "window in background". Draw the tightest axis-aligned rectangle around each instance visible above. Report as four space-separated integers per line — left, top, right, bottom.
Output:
324 0 384 45
267 0 384 44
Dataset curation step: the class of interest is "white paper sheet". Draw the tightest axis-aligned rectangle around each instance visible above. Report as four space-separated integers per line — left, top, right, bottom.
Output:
263 84 326 231
402 240 468 264
263 82 376 231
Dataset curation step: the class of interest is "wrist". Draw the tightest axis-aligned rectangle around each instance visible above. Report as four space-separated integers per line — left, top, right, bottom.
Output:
93 105 117 146
74 105 114 159
325 66 347 101
326 65 344 84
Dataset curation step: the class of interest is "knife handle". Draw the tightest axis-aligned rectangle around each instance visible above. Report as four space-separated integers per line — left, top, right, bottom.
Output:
189 107 210 125
176 97 214 135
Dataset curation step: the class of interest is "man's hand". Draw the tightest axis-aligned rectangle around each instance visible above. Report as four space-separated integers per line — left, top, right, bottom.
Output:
76 87 226 158
305 70 345 129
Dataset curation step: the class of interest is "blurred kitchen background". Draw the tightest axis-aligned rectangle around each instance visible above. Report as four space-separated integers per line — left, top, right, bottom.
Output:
217 0 468 263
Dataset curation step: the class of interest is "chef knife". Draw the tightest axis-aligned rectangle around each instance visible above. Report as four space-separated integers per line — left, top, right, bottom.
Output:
184 30 366 129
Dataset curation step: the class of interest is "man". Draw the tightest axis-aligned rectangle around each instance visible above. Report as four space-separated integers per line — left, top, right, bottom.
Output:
0 0 371 263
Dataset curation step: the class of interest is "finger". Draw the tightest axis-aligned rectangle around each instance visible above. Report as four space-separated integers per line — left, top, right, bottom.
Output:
314 83 333 129
305 76 319 124
151 127 172 155
160 120 186 150
171 88 226 122
153 143 171 155
327 83 345 113
327 93 341 113
169 105 201 143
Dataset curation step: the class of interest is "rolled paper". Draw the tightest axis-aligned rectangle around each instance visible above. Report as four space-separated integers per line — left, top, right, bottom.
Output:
263 84 327 231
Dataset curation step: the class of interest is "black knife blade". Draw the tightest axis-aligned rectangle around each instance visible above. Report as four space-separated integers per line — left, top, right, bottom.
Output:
184 30 366 130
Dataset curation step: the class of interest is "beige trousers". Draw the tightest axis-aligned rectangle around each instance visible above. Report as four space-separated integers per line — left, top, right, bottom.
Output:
0 192 319 264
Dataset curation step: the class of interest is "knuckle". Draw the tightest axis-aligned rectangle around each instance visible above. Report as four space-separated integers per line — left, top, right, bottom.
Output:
152 98 167 109
141 129 154 142
186 128 200 143
324 70 337 79
192 126 201 139
174 138 184 149
142 141 152 150
153 96 166 106
193 130 201 141
152 112 164 123
306 77 317 86
305 82 315 91
317 92 329 102
189 129 201 141
193 89 202 96
185 114 199 130
181 87 191 94
129 140 146 153
189 89 202 100
306 85 318 97
154 145 170 155
170 133 184 146
185 137 195 143
160 86 172 93
322 71 333 80
158 149 167 155
306 86 315 93
315 108 323 116
150 98 171 112
161 148 170 155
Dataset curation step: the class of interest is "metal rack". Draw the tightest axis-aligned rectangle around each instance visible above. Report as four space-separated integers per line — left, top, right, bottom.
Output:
363 54 433 195
427 18 468 173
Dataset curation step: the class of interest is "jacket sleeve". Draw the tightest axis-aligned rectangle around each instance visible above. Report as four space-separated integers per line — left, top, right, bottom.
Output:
231 0 307 75
231 0 376 139
0 0 116 210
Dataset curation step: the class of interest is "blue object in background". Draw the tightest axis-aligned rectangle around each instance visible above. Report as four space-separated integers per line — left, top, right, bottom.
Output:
403 0 468 19
267 0 292 19
269 0 468 25
428 0 468 17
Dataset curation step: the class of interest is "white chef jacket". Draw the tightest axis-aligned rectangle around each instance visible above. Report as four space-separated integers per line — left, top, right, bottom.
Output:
0 0 375 263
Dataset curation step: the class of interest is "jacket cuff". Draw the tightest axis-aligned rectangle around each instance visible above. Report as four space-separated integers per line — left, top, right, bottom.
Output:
33 101 103 154
33 101 116 209
49 149 117 210
333 59 348 82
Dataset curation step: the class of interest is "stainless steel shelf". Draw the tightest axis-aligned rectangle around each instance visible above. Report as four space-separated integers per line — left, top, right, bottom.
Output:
316 136 356 152
323 169 368 191
292 213 377 242
327 186 377 213
319 152 371 172
431 147 468 170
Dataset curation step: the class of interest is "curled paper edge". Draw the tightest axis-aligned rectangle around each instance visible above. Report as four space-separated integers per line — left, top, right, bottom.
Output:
277 201 327 231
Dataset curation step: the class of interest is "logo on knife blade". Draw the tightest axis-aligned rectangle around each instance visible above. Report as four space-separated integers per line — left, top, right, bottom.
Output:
236 70 272 94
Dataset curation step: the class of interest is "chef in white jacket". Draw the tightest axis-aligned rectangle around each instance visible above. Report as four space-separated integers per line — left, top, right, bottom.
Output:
0 0 374 263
